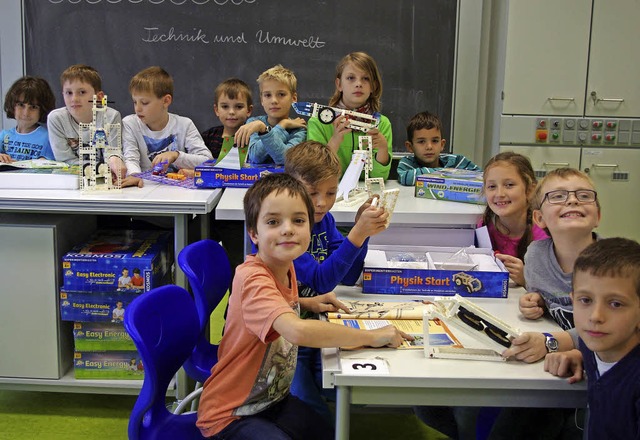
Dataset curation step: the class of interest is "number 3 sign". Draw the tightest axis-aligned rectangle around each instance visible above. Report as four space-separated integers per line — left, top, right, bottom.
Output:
341 358 389 375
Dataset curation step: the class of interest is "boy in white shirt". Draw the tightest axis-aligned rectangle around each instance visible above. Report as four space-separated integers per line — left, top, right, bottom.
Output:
122 66 212 187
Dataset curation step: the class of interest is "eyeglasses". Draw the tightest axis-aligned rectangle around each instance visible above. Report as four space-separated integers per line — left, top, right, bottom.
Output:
457 306 511 348
542 189 597 205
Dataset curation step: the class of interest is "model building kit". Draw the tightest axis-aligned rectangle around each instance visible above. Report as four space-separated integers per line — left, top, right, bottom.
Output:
362 228 509 297
423 295 522 361
415 168 485 204
61 229 173 293
73 351 143 380
292 102 381 133
73 321 135 352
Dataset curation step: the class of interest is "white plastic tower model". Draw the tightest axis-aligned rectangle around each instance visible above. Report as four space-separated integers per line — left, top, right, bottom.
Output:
79 95 122 192
335 135 375 206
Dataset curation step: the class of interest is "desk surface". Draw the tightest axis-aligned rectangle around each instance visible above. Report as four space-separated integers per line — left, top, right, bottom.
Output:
0 181 222 215
216 181 484 227
323 285 587 409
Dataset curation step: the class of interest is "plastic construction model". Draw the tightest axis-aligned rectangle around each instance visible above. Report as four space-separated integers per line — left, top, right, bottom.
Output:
292 102 380 133
79 95 122 192
336 135 374 204
424 294 521 361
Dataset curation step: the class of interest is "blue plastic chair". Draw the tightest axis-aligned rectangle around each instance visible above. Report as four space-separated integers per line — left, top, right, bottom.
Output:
177 239 232 383
124 284 205 440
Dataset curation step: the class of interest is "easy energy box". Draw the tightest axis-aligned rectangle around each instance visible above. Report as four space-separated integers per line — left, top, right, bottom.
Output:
194 160 284 188
73 322 135 351
62 229 173 293
415 168 485 204
362 244 509 298
74 351 143 380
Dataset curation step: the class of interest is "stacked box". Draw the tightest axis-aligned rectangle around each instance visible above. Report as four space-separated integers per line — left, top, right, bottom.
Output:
415 168 486 205
73 322 136 352
73 351 143 380
60 229 173 380
194 160 284 188
62 229 173 293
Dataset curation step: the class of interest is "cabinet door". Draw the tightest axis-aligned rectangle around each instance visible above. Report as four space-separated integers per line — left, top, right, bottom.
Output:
581 148 640 241
499 145 581 178
502 0 591 116
586 0 640 117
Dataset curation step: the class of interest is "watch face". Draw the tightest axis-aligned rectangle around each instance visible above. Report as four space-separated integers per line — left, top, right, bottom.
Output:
546 336 559 352
318 107 335 124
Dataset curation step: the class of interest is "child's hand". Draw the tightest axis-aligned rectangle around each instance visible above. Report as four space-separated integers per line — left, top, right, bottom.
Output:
367 128 390 164
519 292 545 319
367 325 413 348
495 253 525 286
278 117 306 130
121 176 144 188
0 154 14 163
178 168 195 178
355 196 375 223
330 115 352 144
302 292 351 315
348 202 389 247
501 332 546 363
234 120 265 147
152 151 180 167
544 349 584 384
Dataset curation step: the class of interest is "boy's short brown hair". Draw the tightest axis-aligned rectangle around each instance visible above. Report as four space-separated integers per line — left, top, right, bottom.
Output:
406 111 443 142
3 76 56 123
573 237 640 299
285 141 341 185
129 66 173 98
215 78 252 108
532 167 600 211
244 173 314 240
257 65 297 95
60 64 102 92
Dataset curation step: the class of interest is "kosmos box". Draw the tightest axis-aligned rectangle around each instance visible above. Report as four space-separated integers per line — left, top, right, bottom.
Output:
62 229 173 293
194 160 284 188
415 168 486 204
73 351 143 380
73 322 135 351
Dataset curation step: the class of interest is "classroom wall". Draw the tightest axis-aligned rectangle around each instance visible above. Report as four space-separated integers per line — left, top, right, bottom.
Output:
0 0 500 167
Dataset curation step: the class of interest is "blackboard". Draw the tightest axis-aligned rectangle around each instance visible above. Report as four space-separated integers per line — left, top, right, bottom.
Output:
25 0 457 152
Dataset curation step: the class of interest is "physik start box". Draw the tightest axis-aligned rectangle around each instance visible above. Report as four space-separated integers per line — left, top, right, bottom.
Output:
194 160 284 188
362 236 509 298
415 168 485 204
62 229 173 293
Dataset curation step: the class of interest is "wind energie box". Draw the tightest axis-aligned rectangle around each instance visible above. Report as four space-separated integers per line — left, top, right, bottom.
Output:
73 351 143 380
194 160 284 188
362 245 509 298
415 168 485 204
73 322 135 351
62 230 173 293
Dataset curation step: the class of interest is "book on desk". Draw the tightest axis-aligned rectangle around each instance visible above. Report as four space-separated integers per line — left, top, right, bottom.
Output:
0 160 79 189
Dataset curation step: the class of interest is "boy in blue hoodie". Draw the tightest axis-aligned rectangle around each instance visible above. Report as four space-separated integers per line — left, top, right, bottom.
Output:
285 140 389 422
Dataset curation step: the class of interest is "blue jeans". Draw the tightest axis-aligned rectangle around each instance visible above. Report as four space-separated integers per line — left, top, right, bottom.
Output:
212 395 333 440
290 346 335 425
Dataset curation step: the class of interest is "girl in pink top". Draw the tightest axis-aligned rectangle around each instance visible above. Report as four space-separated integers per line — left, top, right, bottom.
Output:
480 151 548 286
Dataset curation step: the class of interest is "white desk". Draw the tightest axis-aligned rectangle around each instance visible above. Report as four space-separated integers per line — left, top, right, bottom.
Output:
0 182 222 396
216 181 485 248
323 286 588 440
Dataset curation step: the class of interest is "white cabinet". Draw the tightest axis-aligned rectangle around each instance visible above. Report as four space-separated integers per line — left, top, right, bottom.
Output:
500 146 640 241
503 0 640 118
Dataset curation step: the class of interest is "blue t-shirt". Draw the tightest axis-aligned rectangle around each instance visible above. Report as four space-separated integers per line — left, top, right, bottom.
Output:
0 125 54 161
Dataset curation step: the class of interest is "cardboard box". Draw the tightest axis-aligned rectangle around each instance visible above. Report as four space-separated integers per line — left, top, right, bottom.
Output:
73 351 143 380
62 229 173 293
362 242 509 298
415 168 485 204
73 322 135 351
194 160 284 188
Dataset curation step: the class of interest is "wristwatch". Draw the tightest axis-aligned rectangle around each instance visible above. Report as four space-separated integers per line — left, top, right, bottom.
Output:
543 333 559 353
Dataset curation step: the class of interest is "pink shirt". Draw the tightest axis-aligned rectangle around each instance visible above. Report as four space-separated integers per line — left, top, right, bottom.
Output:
484 221 548 257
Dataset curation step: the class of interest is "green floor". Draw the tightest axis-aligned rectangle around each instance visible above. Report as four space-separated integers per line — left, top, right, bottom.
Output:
0 390 446 440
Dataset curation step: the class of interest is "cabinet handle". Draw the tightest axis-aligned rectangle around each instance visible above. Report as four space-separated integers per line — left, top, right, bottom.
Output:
584 163 619 174
590 91 624 104
547 97 575 102
542 162 570 167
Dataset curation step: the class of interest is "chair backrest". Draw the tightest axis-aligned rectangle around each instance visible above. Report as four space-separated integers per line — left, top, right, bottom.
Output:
177 239 232 383
124 284 205 440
